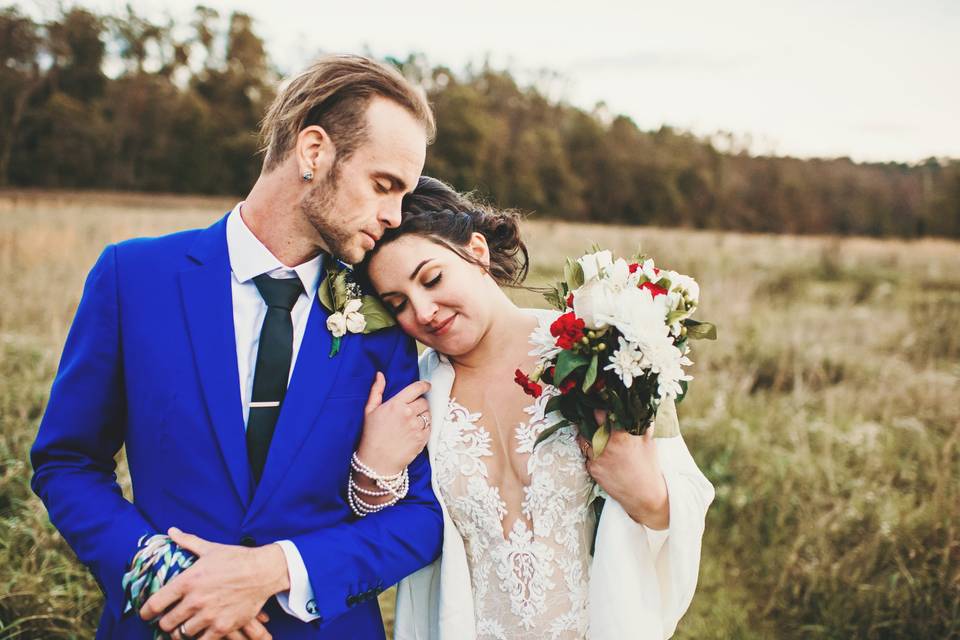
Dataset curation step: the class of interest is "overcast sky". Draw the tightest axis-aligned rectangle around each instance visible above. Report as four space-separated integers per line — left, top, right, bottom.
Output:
22 0 960 162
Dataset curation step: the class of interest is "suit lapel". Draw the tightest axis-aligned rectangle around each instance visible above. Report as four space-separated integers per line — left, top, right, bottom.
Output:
244 296 346 521
178 216 252 507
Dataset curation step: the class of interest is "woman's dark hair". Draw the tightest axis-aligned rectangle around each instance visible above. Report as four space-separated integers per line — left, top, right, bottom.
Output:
358 176 529 287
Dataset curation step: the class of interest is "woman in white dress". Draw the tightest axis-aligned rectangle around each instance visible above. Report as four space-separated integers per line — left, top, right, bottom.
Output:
353 177 714 640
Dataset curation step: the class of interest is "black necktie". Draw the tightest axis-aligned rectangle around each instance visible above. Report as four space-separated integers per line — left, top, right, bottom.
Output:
247 274 304 485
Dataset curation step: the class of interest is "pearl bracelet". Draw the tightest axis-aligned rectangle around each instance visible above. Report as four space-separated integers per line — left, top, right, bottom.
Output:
347 453 410 517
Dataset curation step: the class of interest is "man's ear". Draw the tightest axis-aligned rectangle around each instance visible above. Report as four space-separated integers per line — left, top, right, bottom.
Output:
295 125 336 180
467 232 491 268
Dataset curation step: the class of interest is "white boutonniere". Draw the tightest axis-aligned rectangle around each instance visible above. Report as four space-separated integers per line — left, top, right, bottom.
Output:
318 261 395 357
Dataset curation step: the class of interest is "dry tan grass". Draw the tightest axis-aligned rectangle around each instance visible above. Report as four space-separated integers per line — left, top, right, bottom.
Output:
1 191 957 639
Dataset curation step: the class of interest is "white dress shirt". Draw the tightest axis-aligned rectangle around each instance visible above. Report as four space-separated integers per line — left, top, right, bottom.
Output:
226 203 320 622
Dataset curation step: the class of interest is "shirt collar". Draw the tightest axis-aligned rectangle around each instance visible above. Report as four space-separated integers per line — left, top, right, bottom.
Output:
226 202 324 297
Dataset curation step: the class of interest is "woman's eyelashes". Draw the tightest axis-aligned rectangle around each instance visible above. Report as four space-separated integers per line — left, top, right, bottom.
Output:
387 273 442 315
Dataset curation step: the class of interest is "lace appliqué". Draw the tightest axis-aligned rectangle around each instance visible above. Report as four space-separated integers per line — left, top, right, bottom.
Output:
436 390 595 640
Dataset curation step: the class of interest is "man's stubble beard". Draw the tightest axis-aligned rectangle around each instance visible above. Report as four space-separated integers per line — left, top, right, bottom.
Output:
299 163 359 263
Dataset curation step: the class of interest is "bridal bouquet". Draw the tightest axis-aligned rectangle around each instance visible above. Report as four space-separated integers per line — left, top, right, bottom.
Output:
516 248 716 455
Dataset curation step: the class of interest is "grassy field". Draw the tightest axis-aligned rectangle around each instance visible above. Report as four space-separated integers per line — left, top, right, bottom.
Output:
0 191 957 639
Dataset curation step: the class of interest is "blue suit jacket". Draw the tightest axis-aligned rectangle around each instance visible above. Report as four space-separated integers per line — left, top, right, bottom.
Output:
30 215 443 639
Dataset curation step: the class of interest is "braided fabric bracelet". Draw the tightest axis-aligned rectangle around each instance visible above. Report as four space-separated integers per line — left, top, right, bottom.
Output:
347 453 410 516
121 533 196 637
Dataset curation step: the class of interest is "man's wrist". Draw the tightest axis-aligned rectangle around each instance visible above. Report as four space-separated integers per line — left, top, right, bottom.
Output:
257 543 291 595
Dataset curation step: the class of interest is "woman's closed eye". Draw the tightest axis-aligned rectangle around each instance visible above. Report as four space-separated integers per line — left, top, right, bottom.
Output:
424 272 442 288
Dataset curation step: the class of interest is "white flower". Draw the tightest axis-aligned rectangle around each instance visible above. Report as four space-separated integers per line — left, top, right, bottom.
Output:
343 298 366 333
607 258 633 289
577 250 613 282
327 298 366 337
528 315 562 364
607 286 669 343
572 278 617 329
326 312 347 337
637 332 693 400
641 258 662 283
604 337 646 388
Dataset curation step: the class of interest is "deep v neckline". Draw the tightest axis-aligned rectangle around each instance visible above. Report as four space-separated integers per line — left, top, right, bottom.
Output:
446 397 540 541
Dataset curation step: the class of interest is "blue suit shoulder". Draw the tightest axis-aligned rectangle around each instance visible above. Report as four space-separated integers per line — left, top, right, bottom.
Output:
108 215 228 277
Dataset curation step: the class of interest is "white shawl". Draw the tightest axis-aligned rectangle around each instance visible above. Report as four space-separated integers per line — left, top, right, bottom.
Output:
394 313 715 640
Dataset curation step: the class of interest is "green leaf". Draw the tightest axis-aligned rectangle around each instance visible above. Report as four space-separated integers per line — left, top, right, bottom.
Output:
555 350 590 384
685 320 718 340
582 353 599 392
666 309 688 326
358 296 396 332
564 258 585 289
533 420 568 448
317 273 335 312
544 394 564 415
332 271 350 309
592 422 610 456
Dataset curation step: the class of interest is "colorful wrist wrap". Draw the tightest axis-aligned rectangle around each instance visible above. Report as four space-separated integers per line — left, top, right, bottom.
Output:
121 533 197 636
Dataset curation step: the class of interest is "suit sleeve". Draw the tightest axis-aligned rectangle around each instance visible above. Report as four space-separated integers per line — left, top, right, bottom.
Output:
289 333 443 627
30 245 157 618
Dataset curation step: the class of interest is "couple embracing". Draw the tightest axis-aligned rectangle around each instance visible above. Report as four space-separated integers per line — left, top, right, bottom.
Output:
31 54 714 640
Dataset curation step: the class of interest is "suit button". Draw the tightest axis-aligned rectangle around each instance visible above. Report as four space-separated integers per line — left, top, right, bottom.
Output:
240 535 256 547
305 599 318 615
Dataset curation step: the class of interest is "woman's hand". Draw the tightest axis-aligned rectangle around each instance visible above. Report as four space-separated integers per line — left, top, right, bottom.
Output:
578 409 670 530
355 373 431 475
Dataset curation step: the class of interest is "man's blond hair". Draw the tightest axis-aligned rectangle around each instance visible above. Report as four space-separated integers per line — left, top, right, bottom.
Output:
259 54 435 171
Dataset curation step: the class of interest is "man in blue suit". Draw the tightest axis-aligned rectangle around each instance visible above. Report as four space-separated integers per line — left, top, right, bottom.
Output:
30 55 442 639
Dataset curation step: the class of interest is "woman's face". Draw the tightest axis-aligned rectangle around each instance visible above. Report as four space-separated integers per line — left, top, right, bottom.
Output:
367 233 496 356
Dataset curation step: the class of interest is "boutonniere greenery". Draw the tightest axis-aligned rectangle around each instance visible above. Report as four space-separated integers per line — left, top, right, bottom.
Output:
318 261 396 357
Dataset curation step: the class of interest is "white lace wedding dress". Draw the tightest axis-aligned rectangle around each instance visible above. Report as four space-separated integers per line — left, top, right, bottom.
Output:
433 389 596 640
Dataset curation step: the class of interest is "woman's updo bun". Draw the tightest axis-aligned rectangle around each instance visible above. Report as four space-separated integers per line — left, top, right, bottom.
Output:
360 176 529 287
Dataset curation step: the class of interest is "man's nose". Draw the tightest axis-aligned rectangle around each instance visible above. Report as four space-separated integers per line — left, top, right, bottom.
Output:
380 197 402 229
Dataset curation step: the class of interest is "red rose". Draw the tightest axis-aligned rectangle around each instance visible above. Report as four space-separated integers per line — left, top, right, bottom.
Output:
566 293 574 308
628 263 639 274
550 312 586 350
514 368 543 398
559 378 577 395
640 281 668 297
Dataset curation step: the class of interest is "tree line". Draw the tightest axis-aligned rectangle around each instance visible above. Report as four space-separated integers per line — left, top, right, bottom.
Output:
2 5 958 237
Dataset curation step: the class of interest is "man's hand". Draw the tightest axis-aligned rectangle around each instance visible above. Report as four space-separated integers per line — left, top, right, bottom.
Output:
139 527 289 640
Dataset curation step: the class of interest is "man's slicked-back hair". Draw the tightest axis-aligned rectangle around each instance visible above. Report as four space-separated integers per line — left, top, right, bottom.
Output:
259 54 436 171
